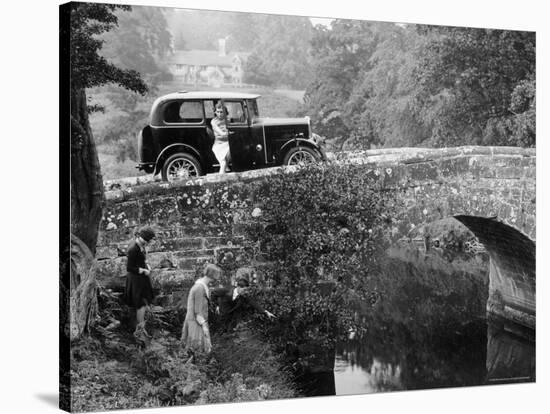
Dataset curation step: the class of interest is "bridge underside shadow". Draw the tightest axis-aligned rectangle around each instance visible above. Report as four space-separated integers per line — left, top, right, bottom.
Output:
453 215 535 330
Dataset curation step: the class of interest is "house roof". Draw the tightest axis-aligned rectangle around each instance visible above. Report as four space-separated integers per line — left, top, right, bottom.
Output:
166 50 249 67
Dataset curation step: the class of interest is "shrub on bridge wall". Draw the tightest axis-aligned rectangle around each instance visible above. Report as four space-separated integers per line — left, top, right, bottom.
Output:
242 163 394 369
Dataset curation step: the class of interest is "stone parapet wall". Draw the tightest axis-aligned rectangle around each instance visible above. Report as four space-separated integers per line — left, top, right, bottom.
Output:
96 146 536 317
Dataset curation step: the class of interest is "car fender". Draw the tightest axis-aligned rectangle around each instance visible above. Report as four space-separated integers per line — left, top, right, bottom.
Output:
279 139 326 161
154 143 203 175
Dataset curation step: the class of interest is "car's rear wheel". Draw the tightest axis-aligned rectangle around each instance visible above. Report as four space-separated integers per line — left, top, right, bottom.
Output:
283 146 321 166
162 153 203 182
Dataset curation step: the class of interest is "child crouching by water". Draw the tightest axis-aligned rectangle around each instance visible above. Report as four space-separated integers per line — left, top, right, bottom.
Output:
211 268 276 333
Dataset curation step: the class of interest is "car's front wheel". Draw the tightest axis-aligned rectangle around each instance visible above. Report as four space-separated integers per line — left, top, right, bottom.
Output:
162 153 203 182
283 146 321 166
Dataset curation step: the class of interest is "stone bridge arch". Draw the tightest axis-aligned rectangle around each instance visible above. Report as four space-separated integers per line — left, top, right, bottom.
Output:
453 215 535 329
357 146 536 328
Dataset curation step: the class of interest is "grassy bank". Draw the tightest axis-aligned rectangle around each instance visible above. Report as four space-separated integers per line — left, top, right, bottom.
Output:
70 290 296 412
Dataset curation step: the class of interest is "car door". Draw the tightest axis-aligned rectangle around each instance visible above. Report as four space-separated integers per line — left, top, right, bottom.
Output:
225 100 256 172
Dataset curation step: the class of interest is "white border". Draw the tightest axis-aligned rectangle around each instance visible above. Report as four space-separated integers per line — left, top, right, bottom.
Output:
2 0 547 413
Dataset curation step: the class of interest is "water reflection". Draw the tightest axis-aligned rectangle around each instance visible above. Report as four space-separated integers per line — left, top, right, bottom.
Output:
332 319 534 395
485 318 535 384
302 246 535 396
334 353 403 394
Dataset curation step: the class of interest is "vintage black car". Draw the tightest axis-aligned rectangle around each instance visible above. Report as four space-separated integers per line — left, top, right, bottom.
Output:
137 91 326 181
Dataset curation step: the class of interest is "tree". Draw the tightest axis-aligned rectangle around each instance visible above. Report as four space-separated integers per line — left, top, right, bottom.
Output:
304 20 390 149
68 2 147 255
303 21 535 150
243 14 314 89
61 3 148 343
99 6 173 81
412 26 536 147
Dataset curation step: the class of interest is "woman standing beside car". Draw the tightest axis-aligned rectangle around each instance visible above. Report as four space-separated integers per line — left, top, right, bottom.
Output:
211 101 231 174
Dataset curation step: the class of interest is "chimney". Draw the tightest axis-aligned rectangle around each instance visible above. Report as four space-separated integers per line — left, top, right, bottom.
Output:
218 38 226 57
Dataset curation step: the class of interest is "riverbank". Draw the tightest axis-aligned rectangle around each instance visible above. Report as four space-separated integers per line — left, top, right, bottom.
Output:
68 289 296 412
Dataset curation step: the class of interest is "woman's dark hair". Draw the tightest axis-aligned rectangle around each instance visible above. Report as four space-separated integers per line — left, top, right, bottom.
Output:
137 226 156 242
215 101 228 116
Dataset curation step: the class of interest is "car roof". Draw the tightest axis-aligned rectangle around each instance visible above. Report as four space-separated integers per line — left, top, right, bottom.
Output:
156 91 261 102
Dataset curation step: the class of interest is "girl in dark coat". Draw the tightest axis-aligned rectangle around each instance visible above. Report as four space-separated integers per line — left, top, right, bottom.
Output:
123 226 156 340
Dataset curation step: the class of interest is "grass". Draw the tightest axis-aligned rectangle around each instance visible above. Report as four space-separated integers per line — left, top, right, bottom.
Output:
70 289 296 412
98 150 147 181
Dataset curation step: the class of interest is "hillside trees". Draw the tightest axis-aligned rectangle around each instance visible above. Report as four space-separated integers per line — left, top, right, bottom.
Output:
99 6 173 81
243 15 314 89
412 26 536 147
305 21 424 149
304 21 535 149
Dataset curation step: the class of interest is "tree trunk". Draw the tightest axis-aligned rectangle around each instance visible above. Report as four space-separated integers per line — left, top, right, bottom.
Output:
65 233 98 340
70 87 105 255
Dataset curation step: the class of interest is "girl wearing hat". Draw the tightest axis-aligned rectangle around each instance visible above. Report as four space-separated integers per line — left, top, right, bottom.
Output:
123 226 156 341
181 263 222 355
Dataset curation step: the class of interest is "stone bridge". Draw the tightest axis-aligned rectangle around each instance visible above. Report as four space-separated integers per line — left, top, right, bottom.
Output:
97 146 536 329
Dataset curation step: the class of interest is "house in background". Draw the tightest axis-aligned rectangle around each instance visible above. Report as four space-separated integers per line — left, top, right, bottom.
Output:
167 38 249 87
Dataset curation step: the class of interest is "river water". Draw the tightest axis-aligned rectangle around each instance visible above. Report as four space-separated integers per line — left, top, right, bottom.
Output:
300 245 536 396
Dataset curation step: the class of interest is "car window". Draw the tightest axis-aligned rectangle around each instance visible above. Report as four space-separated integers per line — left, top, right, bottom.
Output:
225 101 246 124
204 100 215 119
164 101 204 123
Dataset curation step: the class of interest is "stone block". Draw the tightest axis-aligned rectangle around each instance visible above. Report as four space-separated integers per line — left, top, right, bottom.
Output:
175 186 211 211
101 201 140 231
172 249 215 260
146 252 177 269
519 215 536 239
141 196 180 224
495 166 524 180
214 245 255 266
151 269 196 292
176 223 232 237
406 161 440 181
380 164 408 188
463 157 500 179
98 226 136 246
207 184 254 210
203 236 246 248
155 237 205 252
96 257 127 290
522 162 536 179
95 245 120 260
175 256 214 271
436 157 471 178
